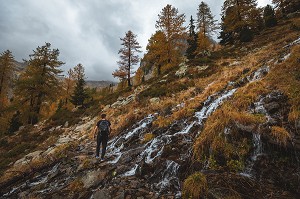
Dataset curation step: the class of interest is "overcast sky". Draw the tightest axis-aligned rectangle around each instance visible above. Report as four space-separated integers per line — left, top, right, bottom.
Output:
0 0 272 81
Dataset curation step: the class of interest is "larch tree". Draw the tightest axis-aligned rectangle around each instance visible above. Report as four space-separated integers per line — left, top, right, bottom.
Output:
0 50 15 111
63 68 76 105
186 16 198 60
220 0 261 43
15 43 64 124
196 2 217 55
144 31 168 76
155 4 187 68
70 63 89 107
113 30 142 87
197 1 217 37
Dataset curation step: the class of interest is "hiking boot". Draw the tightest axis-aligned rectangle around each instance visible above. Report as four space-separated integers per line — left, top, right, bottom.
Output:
100 158 105 162
95 156 100 159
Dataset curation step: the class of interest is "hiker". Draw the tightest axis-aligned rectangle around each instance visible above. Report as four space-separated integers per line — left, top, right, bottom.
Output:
93 113 111 160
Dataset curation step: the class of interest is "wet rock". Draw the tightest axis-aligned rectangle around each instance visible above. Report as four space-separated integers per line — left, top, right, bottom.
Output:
111 94 136 108
92 188 110 199
175 63 188 77
64 121 69 128
82 170 107 188
264 101 280 114
113 190 125 199
235 122 256 133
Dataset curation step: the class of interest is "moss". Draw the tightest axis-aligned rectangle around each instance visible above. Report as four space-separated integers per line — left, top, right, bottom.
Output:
183 172 208 199
141 133 155 143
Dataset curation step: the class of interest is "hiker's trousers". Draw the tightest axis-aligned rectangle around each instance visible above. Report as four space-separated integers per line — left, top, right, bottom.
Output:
96 132 108 158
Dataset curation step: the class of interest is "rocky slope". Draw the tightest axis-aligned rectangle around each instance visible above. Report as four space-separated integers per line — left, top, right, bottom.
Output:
1 19 300 199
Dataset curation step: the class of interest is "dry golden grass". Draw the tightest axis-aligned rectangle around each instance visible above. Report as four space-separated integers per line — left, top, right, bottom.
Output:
194 103 264 161
266 45 300 122
233 81 269 110
183 172 208 199
271 126 291 146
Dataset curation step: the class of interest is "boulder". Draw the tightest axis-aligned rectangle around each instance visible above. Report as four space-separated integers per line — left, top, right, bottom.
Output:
175 63 188 77
82 169 107 188
196 65 209 71
149 97 160 104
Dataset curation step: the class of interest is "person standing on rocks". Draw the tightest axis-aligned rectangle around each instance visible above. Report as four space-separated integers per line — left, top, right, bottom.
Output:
93 113 111 161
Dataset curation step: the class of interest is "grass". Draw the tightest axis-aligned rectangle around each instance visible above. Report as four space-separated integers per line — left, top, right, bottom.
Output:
266 45 300 122
183 172 208 199
193 102 264 168
271 126 291 146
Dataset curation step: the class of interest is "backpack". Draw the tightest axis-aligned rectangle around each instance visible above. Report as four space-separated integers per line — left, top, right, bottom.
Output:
98 120 109 134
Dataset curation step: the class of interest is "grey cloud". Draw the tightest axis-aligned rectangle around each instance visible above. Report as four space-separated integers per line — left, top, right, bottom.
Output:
0 0 272 81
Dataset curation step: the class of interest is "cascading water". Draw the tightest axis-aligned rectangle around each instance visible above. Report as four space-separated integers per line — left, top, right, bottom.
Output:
240 133 264 177
2 64 272 198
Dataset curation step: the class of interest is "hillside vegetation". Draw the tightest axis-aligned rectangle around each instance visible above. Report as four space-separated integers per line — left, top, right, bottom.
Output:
0 2 300 199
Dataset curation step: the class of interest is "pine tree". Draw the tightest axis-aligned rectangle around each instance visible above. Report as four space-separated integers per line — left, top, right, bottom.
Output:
272 0 300 16
0 50 15 111
15 43 64 124
70 64 88 107
264 5 277 28
155 4 187 67
197 2 217 37
113 30 142 87
220 0 261 43
8 111 22 133
186 16 198 60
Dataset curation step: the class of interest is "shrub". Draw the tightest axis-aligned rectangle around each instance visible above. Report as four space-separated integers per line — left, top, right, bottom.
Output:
183 172 208 199
50 108 82 126
226 159 244 172
270 126 291 146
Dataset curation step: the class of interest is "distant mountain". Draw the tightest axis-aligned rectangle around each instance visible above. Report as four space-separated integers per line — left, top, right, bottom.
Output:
14 60 27 73
85 80 116 89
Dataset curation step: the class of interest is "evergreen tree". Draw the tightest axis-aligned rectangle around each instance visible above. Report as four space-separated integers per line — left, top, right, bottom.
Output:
220 0 261 43
155 4 187 67
113 30 142 87
0 50 15 111
8 111 22 133
264 5 277 28
197 1 217 37
15 43 64 124
272 0 300 16
70 64 88 107
186 16 198 60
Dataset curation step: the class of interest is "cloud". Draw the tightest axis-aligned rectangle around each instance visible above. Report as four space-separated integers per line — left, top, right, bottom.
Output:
0 0 272 81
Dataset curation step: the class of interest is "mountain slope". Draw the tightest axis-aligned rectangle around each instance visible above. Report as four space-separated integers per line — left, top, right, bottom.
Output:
0 17 300 199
